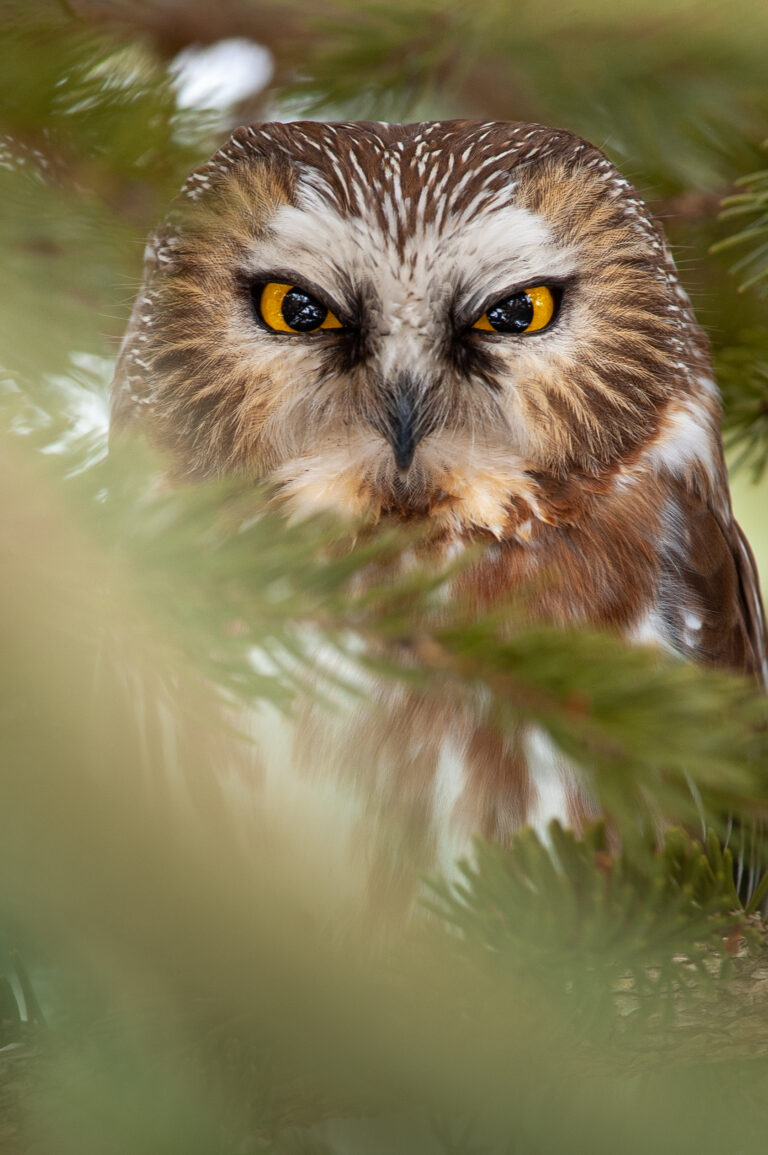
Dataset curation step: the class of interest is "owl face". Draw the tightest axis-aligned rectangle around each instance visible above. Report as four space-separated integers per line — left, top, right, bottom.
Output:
114 120 715 538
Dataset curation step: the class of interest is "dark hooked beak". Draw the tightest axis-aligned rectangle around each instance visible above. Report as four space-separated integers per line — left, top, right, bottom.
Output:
373 374 432 472
389 389 419 471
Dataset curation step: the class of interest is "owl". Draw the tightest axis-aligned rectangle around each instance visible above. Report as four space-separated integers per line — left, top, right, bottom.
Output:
112 120 767 883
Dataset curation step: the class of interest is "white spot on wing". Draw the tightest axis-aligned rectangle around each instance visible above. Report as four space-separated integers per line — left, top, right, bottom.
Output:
642 399 718 484
628 610 679 656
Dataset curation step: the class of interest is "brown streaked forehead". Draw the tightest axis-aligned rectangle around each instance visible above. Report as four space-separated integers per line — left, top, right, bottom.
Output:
245 119 527 231
177 120 661 259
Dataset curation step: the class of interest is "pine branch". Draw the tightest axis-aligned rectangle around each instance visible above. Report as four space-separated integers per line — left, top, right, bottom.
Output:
425 821 751 1023
4 369 767 858
715 327 768 481
713 150 768 292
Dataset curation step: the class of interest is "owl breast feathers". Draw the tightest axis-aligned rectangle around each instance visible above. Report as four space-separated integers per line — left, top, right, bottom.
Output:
112 119 767 682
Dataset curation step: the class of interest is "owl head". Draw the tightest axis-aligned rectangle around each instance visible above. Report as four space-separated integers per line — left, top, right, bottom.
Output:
112 120 719 538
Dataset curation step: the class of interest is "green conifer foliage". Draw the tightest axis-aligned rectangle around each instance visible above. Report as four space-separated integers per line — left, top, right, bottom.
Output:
2 2 768 1152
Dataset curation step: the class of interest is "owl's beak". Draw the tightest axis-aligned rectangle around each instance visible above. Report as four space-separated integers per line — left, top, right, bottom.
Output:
389 390 419 471
378 375 427 472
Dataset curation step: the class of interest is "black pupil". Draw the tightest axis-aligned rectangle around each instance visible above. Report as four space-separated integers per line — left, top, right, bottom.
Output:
485 292 533 333
281 287 328 331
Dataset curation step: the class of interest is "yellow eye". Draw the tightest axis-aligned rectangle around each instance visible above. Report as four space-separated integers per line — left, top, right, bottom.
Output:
473 285 556 335
259 282 343 333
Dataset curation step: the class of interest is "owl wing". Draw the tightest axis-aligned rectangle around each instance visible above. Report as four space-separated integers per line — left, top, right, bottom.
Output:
662 483 768 684
728 516 768 685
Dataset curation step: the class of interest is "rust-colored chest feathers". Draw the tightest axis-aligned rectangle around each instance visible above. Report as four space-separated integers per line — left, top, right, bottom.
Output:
112 119 767 681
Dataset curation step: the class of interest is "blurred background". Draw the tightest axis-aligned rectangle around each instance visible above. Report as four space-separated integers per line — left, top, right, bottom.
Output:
2 1 768 1152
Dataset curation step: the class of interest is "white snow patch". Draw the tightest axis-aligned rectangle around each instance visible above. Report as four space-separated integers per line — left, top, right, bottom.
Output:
171 39 273 112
